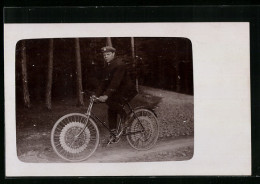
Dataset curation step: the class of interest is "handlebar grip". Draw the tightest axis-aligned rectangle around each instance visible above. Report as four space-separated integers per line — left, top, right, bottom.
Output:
90 95 99 101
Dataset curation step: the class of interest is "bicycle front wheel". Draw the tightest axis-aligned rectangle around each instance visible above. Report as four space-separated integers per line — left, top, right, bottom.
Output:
51 113 99 162
126 109 159 151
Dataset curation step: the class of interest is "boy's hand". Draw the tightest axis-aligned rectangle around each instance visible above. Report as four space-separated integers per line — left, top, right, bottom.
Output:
98 95 108 102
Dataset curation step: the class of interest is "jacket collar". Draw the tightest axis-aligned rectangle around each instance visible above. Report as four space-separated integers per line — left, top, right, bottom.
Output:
105 57 117 67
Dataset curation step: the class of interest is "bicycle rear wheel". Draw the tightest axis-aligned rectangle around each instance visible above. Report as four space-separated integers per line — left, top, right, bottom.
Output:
51 113 99 162
126 109 159 151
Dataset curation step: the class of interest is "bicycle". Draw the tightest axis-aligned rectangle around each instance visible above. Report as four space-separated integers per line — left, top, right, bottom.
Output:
51 95 159 162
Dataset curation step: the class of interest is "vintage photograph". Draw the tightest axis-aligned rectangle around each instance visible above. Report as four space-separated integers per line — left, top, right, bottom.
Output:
5 22 251 176
15 37 194 162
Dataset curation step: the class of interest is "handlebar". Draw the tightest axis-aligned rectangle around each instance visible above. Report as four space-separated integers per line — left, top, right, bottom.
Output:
90 95 107 103
90 95 99 101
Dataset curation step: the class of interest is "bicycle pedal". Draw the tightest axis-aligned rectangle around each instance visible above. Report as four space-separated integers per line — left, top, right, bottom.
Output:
107 136 120 145
106 141 113 146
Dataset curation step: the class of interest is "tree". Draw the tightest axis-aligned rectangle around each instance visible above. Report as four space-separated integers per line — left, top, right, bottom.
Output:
45 39 54 110
75 38 84 106
106 37 112 46
21 40 31 108
131 37 139 92
176 62 181 92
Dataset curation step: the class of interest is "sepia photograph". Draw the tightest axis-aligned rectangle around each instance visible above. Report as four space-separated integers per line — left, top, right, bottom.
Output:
15 37 194 163
4 22 251 176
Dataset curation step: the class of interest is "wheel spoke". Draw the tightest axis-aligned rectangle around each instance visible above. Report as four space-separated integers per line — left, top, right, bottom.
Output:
51 113 99 162
126 109 159 151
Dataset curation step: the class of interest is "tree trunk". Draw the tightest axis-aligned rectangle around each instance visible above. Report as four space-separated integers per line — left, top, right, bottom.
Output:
106 37 113 46
45 39 54 110
175 41 181 92
159 60 164 88
176 62 181 92
21 40 31 108
75 38 84 106
131 37 139 92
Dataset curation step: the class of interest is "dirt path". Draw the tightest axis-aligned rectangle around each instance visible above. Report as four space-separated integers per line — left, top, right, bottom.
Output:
87 136 193 163
19 136 193 163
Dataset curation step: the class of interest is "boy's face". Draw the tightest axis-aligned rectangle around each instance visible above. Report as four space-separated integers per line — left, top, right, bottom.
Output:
103 52 115 63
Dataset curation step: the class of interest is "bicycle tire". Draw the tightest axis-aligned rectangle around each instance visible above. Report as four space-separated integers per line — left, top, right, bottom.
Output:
126 108 159 151
51 113 99 162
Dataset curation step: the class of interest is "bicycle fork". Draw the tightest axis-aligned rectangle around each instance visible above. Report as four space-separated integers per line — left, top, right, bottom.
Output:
69 97 94 146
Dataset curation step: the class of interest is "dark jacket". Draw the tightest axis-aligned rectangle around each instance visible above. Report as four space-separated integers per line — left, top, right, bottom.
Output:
96 57 137 101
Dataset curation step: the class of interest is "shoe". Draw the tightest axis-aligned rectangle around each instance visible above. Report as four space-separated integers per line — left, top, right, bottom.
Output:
107 129 121 145
108 137 120 145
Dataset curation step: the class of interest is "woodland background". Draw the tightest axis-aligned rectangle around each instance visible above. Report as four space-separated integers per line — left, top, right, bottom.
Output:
15 37 193 108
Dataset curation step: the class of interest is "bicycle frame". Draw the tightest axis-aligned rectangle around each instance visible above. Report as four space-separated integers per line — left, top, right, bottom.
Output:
79 95 146 138
51 95 159 161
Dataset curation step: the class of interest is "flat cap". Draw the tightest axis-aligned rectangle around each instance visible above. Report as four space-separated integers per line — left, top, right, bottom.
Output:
101 46 116 53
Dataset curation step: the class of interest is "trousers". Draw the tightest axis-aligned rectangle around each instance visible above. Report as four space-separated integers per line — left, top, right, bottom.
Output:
106 90 137 130
106 96 127 130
